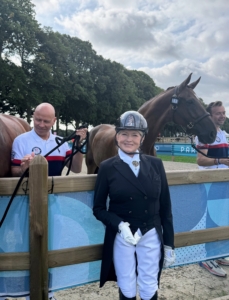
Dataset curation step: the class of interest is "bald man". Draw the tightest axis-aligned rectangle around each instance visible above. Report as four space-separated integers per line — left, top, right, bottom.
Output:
11 103 87 177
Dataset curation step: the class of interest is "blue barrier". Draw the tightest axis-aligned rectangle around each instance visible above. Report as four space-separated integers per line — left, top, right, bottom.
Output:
155 143 196 157
154 143 172 155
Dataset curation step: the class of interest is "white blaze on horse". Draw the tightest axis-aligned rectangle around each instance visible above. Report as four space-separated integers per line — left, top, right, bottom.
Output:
86 73 217 174
0 114 31 177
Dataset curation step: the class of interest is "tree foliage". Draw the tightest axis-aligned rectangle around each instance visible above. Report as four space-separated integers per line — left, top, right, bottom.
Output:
0 0 41 121
0 0 38 57
2 0 209 137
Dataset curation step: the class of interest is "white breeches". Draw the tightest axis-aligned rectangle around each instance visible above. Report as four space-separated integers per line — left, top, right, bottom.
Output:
113 228 161 300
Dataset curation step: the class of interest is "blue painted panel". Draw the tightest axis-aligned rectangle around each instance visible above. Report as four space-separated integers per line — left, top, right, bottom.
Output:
154 143 172 155
155 143 197 157
172 143 197 157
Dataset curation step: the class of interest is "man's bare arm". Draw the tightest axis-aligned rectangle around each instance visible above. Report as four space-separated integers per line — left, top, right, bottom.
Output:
197 149 229 167
11 152 35 177
11 166 25 177
197 149 216 167
66 151 84 173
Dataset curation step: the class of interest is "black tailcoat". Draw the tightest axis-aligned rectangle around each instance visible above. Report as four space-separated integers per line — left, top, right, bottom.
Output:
93 154 174 288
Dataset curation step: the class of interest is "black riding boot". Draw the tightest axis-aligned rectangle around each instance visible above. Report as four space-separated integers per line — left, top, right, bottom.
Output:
141 291 158 300
119 289 136 300
151 291 158 300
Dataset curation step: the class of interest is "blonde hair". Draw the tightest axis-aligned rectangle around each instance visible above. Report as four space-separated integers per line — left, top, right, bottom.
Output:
117 130 144 136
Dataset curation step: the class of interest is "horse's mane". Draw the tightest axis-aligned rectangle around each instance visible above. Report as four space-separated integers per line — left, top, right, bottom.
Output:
139 83 195 111
166 86 175 91
139 86 175 110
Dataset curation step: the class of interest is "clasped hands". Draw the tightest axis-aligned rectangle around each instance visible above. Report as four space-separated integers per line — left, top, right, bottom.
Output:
118 222 141 245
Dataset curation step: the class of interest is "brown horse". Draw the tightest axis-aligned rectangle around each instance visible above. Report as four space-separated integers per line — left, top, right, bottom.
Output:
0 114 31 177
86 73 217 174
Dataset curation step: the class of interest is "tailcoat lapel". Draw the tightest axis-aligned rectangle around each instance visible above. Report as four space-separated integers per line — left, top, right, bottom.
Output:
113 155 151 194
138 155 152 179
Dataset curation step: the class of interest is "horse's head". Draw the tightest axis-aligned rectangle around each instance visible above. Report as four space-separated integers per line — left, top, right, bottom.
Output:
170 73 216 144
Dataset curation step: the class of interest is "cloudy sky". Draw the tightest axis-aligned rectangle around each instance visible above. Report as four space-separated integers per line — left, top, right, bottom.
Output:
31 0 229 113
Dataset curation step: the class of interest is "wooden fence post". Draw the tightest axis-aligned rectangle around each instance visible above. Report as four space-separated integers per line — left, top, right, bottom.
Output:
29 155 48 300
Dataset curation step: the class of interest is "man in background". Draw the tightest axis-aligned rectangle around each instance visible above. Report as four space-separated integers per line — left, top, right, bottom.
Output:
10 102 87 300
11 102 87 177
195 100 229 277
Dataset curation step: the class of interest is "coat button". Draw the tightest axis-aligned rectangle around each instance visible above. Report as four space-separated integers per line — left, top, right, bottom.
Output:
130 197 133 200
129 211 132 214
144 196 147 199
145 210 148 213
143 222 147 226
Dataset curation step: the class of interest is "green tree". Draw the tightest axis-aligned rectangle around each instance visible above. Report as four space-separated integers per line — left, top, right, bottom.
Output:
32 30 66 131
58 35 97 130
0 0 39 60
199 98 207 109
222 118 229 133
90 58 142 125
0 0 41 122
32 29 98 132
124 69 161 103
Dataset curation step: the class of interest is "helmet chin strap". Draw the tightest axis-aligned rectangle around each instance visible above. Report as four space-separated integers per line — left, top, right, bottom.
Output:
115 133 145 156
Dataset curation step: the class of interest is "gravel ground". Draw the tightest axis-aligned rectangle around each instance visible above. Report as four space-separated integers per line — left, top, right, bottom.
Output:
54 264 229 300
162 161 198 171
63 158 199 175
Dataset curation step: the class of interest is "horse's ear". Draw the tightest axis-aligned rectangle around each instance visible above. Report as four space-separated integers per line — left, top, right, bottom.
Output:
188 77 201 90
177 73 192 93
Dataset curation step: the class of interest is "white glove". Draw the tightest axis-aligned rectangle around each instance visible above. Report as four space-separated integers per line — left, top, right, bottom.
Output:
118 222 136 245
163 245 176 268
134 230 142 244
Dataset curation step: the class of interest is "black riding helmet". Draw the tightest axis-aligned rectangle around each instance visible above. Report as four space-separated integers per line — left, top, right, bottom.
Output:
115 111 148 155
115 111 148 134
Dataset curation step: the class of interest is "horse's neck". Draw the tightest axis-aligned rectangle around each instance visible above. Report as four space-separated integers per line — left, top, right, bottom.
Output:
139 92 173 154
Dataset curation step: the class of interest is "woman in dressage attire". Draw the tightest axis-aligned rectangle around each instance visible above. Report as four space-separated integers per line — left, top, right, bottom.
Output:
93 111 175 300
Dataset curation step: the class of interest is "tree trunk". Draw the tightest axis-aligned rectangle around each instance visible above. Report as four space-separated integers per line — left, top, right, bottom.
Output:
26 106 32 124
65 121 68 136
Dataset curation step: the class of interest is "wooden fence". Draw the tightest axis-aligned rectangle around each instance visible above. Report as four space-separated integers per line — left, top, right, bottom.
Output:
1 155 229 299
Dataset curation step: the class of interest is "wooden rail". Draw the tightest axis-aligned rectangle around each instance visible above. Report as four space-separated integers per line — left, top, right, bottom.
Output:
0 168 228 195
1 226 229 271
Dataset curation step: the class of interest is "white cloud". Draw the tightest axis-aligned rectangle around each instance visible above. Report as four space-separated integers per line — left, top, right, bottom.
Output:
31 0 229 114
139 54 229 114
32 0 61 15
97 0 139 10
55 9 159 49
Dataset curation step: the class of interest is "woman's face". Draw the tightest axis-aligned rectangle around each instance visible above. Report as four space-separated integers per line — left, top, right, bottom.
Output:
116 130 143 155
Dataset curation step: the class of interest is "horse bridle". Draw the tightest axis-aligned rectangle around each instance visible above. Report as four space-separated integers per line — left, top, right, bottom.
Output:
170 86 229 161
170 86 210 130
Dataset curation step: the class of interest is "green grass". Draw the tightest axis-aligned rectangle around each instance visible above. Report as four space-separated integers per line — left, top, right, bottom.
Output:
157 154 197 164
